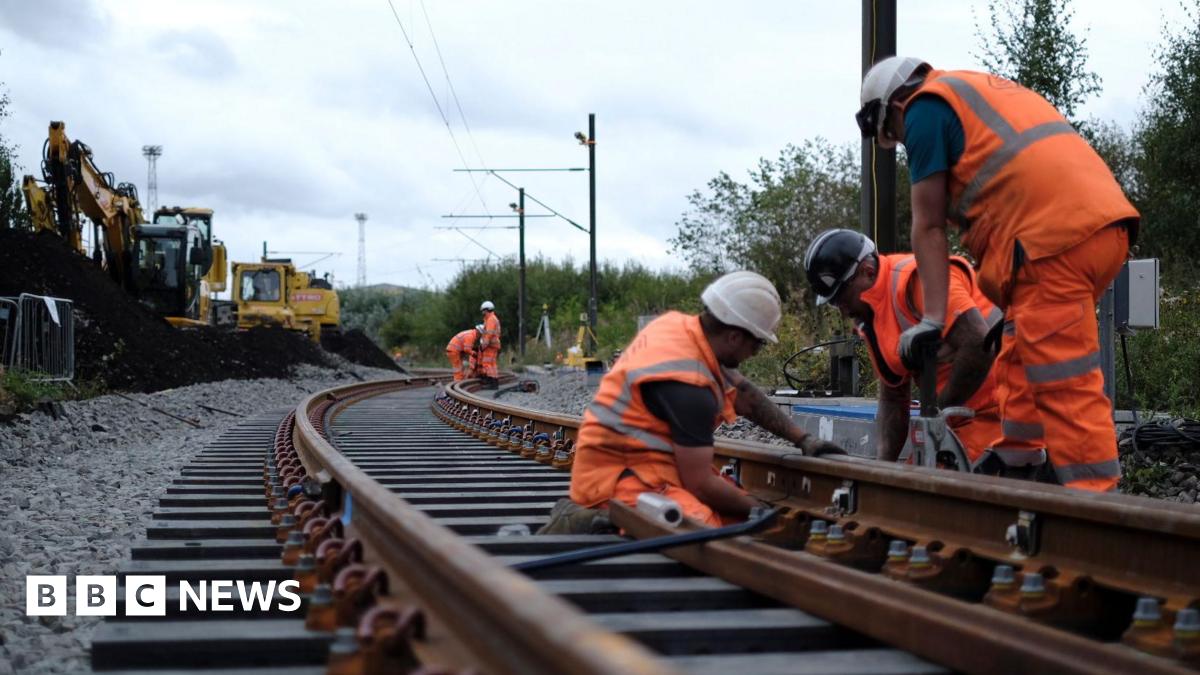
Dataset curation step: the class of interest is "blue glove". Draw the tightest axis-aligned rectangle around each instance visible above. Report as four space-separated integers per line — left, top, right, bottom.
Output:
899 317 944 371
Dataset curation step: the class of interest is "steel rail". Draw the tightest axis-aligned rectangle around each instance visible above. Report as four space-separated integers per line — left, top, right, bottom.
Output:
609 501 1191 675
443 379 1200 670
291 376 674 675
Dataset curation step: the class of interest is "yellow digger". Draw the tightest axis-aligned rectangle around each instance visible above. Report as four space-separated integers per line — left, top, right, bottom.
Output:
232 257 340 343
21 122 227 326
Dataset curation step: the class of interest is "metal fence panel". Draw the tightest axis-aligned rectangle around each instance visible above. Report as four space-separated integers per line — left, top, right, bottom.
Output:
9 294 75 382
0 297 17 370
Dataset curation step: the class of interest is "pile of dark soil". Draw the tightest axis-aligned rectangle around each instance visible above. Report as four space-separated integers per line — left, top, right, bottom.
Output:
322 328 402 372
0 228 332 392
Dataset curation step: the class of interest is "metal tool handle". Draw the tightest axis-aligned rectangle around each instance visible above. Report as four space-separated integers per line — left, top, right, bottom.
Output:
917 340 940 417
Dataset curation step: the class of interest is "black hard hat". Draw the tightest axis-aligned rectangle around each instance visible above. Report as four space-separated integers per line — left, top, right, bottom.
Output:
803 229 877 305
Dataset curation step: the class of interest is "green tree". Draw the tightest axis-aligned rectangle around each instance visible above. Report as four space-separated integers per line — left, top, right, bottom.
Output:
1083 119 1138 196
0 68 31 230
669 139 859 307
974 0 1102 124
1133 0 1200 282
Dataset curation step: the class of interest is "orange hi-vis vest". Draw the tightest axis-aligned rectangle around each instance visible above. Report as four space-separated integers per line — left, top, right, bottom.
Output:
902 70 1139 305
480 312 501 351
857 254 1001 416
570 312 737 508
445 329 479 354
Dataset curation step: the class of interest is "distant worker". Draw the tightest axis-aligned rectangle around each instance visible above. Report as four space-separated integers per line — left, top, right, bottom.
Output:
570 271 846 527
478 300 501 388
857 57 1138 491
803 229 1043 465
445 325 483 382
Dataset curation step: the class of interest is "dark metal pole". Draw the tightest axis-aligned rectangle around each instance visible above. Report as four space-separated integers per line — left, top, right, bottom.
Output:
587 113 597 355
518 188 527 358
861 0 897 253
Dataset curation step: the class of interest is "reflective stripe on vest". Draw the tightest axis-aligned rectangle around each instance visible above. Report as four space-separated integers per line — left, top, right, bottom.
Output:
984 306 1003 329
1054 458 1122 483
890 256 918 332
586 357 720 454
936 76 1077 228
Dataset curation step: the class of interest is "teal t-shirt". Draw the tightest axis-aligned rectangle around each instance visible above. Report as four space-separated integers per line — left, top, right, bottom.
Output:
904 95 964 184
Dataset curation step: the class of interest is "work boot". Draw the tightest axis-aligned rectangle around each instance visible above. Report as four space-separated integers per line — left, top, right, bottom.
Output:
536 498 615 535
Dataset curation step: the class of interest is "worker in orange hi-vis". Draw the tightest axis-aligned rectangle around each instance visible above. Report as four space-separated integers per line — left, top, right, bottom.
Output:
857 57 1139 491
803 229 1043 467
569 271 846 528
445 325 483 382
478 301 501 388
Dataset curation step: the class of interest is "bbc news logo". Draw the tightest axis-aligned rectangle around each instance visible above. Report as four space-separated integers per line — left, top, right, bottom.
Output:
26 576 302 616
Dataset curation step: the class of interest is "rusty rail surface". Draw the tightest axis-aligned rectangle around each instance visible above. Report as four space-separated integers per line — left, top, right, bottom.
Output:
288 375 672 675
442 379 1200 673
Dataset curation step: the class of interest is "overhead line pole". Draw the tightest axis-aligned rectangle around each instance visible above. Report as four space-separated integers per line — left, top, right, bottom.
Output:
586 113 598 354
518 188 526 357
862 0 897 253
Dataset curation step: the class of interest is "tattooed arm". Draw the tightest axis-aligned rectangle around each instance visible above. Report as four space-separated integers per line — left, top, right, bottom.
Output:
938 308 994 409
877 379 912 461
724 368 846 456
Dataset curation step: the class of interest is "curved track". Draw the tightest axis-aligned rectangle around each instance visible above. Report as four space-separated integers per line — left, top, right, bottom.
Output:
88 375 1199 674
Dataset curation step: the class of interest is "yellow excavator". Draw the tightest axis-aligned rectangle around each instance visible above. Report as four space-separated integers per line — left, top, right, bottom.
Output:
21 121 227 326
232 256 340 343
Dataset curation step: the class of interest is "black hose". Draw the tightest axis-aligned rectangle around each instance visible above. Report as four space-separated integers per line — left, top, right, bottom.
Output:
781 337 856 391
1117 333 1200 454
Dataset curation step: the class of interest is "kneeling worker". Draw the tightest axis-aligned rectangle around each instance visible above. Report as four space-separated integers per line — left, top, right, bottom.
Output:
445 325 483 382
569 271 845 526
803 229 1043 466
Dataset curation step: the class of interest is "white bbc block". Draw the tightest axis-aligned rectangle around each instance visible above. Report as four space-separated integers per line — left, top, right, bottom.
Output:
26 575 67 616
124 575 167 616
76 575 117 616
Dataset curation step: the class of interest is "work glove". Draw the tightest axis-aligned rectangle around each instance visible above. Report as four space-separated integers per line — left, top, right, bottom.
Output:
899 317 944 371
982 317 1006 356
799 435 848 457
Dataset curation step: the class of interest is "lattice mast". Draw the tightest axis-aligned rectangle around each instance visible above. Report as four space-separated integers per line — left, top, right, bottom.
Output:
354 212 368 286
141 145 162 215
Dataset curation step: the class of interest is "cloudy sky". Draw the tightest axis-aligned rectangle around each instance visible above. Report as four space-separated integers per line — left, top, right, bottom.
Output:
0 1 1187 290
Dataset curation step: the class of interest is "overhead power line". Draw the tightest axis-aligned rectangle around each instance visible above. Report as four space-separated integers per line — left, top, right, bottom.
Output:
385 0 490 214
419 0 489 173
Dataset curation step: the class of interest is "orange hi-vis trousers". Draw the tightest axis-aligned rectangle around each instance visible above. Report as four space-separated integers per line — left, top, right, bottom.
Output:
446 350 466 381
991 225 1128 491
572 445 744 528
479 348 499 378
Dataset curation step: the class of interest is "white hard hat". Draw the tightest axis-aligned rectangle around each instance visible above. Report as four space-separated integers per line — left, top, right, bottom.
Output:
856 56 930 139
475 323 485 332
480 301 494 311
701 271 782 343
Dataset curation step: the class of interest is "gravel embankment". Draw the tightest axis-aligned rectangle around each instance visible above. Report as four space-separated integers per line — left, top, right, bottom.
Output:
0 362 400 675
501 372 1199 502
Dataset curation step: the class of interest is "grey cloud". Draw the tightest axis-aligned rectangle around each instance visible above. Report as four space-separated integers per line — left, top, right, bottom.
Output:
152 29 238 80
0 0 110 51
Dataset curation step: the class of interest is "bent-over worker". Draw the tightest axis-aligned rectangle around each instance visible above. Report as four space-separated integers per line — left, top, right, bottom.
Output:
445 325 483 382
857 57 1138 491
569 271 846 527
804 229 1043 465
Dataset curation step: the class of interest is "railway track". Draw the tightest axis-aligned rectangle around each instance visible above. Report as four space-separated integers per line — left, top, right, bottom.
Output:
88 374 1199 674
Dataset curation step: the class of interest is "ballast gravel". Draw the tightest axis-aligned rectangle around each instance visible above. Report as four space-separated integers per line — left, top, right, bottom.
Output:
501 371 1198 502
0 362 400 675
502 370 793 447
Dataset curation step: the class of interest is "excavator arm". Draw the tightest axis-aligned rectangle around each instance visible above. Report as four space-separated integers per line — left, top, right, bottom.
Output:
23 121 145 290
